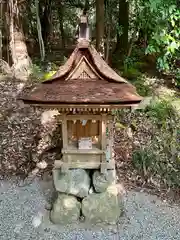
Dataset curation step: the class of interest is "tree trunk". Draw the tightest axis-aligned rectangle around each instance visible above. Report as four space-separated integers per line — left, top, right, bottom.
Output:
96 0 104 56
40 0 52 49
58 1 65 48
104 0 111 63
115 0 129 59
4 2 11 64
36 0 45 61
105 24 110 63
8 0 31 80
0 0 3 59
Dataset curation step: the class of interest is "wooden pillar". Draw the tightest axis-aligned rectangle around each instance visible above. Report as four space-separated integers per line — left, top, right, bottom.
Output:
62 114 68 149
107 119 114 167
100 114 107 173
61 114 69 172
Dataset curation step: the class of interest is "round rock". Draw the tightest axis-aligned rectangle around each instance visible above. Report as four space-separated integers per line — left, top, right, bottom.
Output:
93 170 116 193
82 185 123 225
50 193 81 224
53 169 90 198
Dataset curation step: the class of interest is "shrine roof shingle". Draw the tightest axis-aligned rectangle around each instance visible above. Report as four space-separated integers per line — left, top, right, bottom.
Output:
20 40 142 107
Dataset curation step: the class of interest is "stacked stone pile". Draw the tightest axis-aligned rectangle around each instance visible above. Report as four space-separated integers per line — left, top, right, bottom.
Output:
50 169 124 225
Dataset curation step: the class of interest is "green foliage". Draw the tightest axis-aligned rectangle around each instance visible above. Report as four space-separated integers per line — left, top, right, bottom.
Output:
132 146 180 188
123 57 142 79
131 75 152 97
128 0 180 85
144 99 175 125
132 98 180 188
30 63 44 80
174 69 180 88
145 4 180 72
132 148 157 178
30 61 59 81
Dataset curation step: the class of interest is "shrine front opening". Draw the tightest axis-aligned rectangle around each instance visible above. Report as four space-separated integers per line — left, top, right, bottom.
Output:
54 109 115 173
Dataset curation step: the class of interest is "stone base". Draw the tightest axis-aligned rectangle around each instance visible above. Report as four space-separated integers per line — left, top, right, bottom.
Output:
93 169 116 192
53 169 90 198
50 193 81 224
82 185 122 225
51 169 123 225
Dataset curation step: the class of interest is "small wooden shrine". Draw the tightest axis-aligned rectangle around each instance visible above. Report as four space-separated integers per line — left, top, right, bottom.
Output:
20 14 142 174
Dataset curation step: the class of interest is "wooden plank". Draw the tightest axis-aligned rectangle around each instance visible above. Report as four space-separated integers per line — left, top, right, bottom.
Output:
67 120 73 140
91 120 99 136
62 148 104 154
77 120 83 139
101 114 107 173
84 120 90 137
66 154 101 163
66 115 106 120
62 114 68 149
107 120 114 162
109 120 114 161
101 115 107 150
61 114 69 172
30 104 135 109
72 120 77 137
54 160 115 170
99 120 102 149
67 119 100 141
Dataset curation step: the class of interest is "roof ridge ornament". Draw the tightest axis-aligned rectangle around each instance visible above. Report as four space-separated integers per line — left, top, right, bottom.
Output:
78 11 90 43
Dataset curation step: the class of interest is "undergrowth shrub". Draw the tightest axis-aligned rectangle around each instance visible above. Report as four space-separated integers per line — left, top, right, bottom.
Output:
131 99 180 188
145 99 176 125
30 63 44 80
117 97 180 189
30 60 59 81
132 75 153 97
122 56 143 80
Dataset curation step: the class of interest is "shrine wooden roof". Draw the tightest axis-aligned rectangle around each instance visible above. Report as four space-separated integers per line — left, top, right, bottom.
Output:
20 40 142 107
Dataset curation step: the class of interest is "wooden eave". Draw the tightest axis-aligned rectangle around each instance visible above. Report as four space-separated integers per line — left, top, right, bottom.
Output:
19 40 143 107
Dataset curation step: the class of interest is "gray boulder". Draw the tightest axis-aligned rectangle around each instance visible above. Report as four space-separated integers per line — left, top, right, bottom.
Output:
53 169 90 198
50 193 81 224
93 170 116 192
82 185 123 224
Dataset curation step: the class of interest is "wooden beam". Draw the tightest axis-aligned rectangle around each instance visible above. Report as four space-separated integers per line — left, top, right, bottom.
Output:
62 148 104 154
56 114 113 122
65 115 113 120
54 160 115 170
101 115 107 150
28 104 136 109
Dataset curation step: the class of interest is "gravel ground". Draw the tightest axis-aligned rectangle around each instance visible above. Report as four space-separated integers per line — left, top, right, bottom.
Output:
0 178 180 240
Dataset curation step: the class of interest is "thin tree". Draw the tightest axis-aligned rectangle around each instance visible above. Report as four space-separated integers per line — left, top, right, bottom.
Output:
96 0 104 56
115 0 129 59
0 0 3 59
58 1 65 48
35 0 45 61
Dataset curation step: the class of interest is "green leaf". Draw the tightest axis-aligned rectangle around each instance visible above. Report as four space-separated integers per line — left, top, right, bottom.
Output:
169 5 176 14
171 19 175 27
